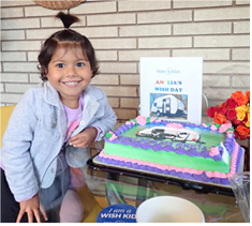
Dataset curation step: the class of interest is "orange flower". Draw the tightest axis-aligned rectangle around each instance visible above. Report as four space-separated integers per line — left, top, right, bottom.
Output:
220 102 227 108
214 112 226 125
235 105 248 121
236 124 250 136
231 91 248 106
246 91 250 102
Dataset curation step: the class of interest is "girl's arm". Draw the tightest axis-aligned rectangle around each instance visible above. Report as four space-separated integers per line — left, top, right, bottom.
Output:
1 88 39 202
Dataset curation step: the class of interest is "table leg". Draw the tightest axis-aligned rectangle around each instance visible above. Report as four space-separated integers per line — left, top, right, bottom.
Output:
135 179 148 207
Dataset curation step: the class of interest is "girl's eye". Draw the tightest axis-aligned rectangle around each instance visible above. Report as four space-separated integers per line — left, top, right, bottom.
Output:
76 62 84 67
56 63 65 68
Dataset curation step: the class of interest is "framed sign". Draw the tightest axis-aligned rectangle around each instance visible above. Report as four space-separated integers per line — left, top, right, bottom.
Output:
140 57 203 124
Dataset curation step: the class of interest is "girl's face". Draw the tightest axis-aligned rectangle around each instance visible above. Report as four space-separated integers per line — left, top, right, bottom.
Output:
46 46 93 108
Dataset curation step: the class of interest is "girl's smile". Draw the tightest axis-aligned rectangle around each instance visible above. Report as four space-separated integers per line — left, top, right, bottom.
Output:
63 81 81 86
46 46 93 108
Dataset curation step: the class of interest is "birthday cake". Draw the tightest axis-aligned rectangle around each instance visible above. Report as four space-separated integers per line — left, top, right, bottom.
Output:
97 116 243 185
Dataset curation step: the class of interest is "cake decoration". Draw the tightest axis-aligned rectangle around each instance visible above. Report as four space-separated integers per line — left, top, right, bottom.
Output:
136 126 205 143
98 116 243 185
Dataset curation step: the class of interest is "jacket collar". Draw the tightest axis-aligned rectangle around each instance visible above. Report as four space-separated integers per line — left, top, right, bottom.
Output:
44 81 61 107
84 85 103 101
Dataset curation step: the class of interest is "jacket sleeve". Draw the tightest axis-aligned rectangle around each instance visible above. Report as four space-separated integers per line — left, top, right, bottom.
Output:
1 88 39 201
89 88 117 141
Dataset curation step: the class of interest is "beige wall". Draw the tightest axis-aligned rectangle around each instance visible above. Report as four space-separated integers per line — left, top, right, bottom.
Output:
1 0 250 122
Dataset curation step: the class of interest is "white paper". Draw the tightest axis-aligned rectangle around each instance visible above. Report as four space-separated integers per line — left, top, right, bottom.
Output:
140 57 203 124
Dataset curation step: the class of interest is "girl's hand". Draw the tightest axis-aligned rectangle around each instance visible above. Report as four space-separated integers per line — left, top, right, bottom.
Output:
69 127 98 148
16 193 47 223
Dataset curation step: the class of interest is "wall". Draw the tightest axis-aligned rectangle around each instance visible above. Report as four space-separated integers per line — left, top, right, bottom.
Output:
1 0 250 122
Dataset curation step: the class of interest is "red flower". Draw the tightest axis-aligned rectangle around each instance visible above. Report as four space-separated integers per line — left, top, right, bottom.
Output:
207 106 218 118
238 134 247 141
243 114 248 123
226 98 237 109
234 131 239 139
219 106 227 115
233 118 241 125
226 109 237 121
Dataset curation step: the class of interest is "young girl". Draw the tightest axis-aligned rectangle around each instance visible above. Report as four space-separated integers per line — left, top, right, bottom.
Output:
1 12 117 223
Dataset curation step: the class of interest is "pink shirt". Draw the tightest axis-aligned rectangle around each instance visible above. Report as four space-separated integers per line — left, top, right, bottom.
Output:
63 92 84 143
63 91 100 145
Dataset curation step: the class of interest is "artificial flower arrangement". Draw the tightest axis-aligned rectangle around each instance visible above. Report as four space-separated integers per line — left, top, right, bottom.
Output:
207 91 250 140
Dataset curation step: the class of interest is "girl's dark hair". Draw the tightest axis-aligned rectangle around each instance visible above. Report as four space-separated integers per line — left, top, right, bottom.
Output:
38 12 99 81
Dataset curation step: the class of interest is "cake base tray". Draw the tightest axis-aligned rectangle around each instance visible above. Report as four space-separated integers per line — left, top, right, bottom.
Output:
87 148 244 197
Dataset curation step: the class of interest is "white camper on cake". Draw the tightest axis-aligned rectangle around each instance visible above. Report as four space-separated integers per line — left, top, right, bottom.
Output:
150 95 186 117
136 126 205 143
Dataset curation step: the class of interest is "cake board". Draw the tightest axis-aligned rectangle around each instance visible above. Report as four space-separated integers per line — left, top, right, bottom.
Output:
87 148 245 197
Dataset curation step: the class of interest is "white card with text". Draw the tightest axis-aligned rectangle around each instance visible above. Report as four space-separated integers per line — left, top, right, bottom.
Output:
140 57 203 124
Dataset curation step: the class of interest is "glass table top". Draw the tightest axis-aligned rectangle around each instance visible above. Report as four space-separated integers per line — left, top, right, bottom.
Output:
83 160 245 223
38 142 246 223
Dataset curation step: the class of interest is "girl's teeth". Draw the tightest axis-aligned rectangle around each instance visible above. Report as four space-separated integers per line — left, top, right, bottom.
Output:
65 82 78 85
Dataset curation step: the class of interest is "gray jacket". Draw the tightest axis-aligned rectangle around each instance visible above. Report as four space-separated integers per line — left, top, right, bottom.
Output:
1 81 117 201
